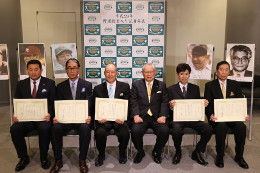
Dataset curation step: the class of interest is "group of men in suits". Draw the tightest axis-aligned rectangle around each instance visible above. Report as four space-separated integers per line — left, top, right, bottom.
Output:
10 59 249 173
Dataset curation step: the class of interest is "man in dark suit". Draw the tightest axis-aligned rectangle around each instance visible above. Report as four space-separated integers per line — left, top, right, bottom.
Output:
10 60 56 171
93 64 130 166
130 63 169 164
168 63 212 165
50 58 92 173
204 60 249 169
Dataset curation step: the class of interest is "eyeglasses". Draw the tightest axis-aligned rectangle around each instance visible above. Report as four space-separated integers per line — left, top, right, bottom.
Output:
232 56 249 63
66 67 79 71
143 71 155 74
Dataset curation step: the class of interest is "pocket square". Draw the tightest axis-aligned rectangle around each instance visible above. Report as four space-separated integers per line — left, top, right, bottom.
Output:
120 93 124 96
157 91 162 93
81 88 86 92
42 89 47 93
230 92 234 96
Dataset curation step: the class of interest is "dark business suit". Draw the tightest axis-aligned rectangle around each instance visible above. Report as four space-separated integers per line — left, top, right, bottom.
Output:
10 77 56 160
204 79 246 158
130 79 169 154
93 81 130 156
51 78 92 161
168 83 212 153
229 69 252 77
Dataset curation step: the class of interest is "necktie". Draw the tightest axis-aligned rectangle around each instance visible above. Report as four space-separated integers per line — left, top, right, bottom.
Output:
147 82 152 116
108 84 114 98
71 82 76 100
182 86 187 98
32 81 37 98
221 82 226 99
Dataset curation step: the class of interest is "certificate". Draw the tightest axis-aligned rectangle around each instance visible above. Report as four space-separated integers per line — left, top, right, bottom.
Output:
13 99 47 121
173 99 205 121
214 98 247 122
55 100 88 123
95 98 128 121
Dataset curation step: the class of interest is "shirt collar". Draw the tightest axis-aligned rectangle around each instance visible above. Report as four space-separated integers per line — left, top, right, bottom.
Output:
30 77 41 83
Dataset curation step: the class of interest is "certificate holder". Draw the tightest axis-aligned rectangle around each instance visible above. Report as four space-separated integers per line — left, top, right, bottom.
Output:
55 100 88 123
95 98 128 121
214 98 247 122
13 99 48 121
173 99 205 121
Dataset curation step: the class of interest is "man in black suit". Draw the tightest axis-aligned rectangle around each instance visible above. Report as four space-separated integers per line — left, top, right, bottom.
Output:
10 60 56 171
168 63 212 165
93 64 130 166
50 58 92 173
204 60 249 169
130 63 169 164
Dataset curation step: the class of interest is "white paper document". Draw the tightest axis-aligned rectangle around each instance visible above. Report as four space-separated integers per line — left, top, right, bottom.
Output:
214 98 247 122
95 98 128 121
173 99 205 121
55 100 88 123
13 99 48 121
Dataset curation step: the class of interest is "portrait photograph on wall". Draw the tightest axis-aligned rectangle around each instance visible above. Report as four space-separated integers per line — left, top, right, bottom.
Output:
0 44 9 80
226 44 255 82
51 43 77 78
186 43 214 80
18 43 46 80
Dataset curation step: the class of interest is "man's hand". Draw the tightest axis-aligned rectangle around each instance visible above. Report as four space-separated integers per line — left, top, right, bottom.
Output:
12 116 19 123
157 116 166 124
44 114 51 122
169 100 176 109
210 114 218 122
86 116 91 124
53 117 59 124
204 99 209 107
245 115 250 121
134 115 143 123
115 119 124 124
98 119 107 124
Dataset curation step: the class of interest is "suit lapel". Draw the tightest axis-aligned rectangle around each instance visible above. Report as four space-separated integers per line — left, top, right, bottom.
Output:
114 81 120 98
213 79 223 98
25 78 33 98
141 79 149 103
102 82 109 98
150 79 159 102
226 79 231 98
36 77 45 98
176 83 184 99
65 79 73 99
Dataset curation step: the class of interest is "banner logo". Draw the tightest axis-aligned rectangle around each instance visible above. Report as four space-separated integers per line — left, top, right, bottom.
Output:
136 27 144 33
84 1 100 13
120 59 130 65
148 2 164 13
136 4 144 10
117 24 132 35
88 38 97 44
120 38 129 44
86 68 101 78
88 16 96 21
104 27 113 33
117 46 132 57
101 57 116 67
151 59 160 65
133 57 147 68
152 38 161 44
84 24 100 35
155 68 163 78
117 68 132 78
148 46 163 57
149 24 164 35
132 35 148 46
136 49 145 55
104 4 112 10
88 60 98 65
104 49 113 55
101 35 116 46
85 46 101 57
152 16 160 22
116 2 132 13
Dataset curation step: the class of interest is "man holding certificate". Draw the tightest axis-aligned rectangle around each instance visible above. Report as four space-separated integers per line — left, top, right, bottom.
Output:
10 60 56 171
204 61 249 169
130 63 169 164
168 63 212 165
50 58 92 173
93 64 130 166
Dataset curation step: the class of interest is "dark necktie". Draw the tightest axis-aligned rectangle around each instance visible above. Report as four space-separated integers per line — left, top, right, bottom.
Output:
182 86 187 98
32 81 37 98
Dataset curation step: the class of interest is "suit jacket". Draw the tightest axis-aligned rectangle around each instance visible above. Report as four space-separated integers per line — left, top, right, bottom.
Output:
130 79 168 119
204 79 243 121
93 80 130 121
14 77 56 118
56 78 93 117
168 82 200 122
229 69 252 77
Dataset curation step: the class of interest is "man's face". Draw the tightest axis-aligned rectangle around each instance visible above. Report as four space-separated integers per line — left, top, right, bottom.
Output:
231 51 250 72
191 55 209 70
0 54 3 65
142 65 156 82
27 64 43 80
66 61 80 81
177 70 190 85
24 55 40 65
104 64 118 84
216 64 230 81
56 51 72 67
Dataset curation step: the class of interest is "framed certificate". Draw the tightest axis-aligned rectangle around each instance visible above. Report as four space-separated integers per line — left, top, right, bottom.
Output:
55 100 88 123
95 98 128 121
13 99 48 121
214 98 247 122
173 99 205 121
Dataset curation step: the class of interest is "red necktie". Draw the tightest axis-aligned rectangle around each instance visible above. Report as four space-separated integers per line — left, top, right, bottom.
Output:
32 81 37 98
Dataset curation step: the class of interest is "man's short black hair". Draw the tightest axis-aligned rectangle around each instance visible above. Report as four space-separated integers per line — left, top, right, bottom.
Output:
230 45 252 59
66 58 80 68
176 63 191 74
27 59 42 69
216 61 230 70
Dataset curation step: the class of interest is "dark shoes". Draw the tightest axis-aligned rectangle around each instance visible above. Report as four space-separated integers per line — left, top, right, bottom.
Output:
79 160 88 173
41 157 51 169
15 156 30 172
119 152 127 164
50 160 63 173
133 152 145 164
215 156 224 168
152 151 162 164
172 152 182 164
191 150 208 165
95 154 105 167
234 156 249 169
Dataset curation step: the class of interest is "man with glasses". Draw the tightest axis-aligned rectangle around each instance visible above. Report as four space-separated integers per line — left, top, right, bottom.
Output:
229 45 252 77
50 58 92 173
130 63 169 164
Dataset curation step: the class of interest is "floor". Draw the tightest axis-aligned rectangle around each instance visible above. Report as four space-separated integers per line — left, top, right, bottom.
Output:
0 104 260 173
